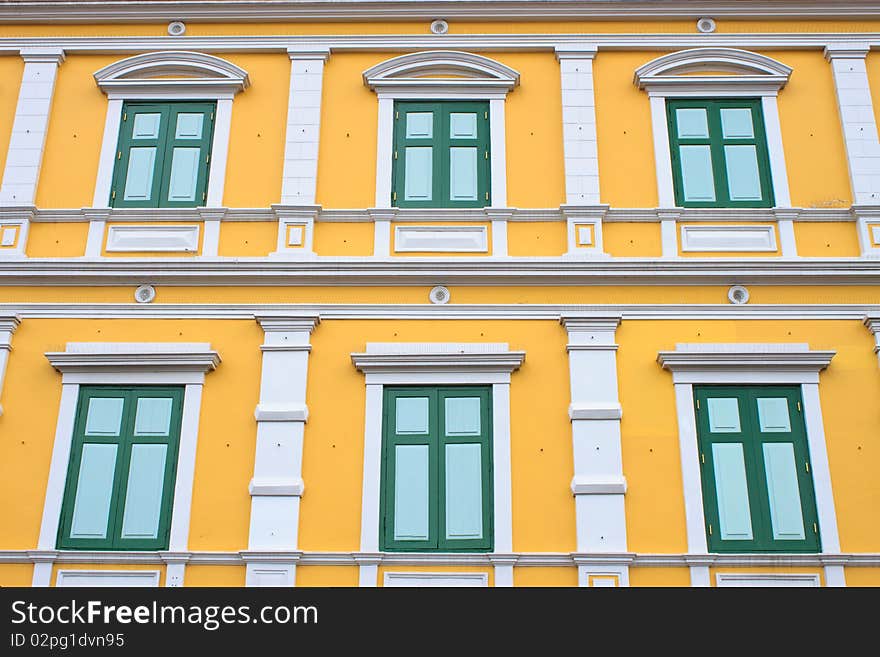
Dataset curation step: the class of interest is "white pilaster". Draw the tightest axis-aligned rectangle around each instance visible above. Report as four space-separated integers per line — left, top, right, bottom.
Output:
659 210 680 258
0 48 65 208
281 48 330 205
486 208 510 257
556 45 600 205
489 97 507 207
370 208 393 257
825 44 880 208
374 97 395 208
774 208 798 257
561 313 628 586
246 314 320 586
0 315 20 416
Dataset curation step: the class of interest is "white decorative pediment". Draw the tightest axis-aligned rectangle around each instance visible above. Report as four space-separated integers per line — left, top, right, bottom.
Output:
94 51 250 97
634 48 792 96
364 50 519 96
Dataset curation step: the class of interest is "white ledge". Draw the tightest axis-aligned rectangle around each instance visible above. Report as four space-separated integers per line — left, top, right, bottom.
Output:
254 403 308 422
352 342 525 374
46 342 220 373
569 402 623 421
571 476 628 495
658 343 835 372
248 478 305 497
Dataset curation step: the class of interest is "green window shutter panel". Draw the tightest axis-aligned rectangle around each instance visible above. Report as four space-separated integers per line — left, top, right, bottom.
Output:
694 385 820 553
667 98 774 209
110 102 215 209
380 386 493 552
57 386 184 551
392 101 491 209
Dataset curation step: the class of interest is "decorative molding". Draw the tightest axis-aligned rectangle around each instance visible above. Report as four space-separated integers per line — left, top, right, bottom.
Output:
657 342 836 380
394 224 488 253
352 342 526 376
45 342 221 376
715 572 821 587
865 314 880 364
562 205 608 257
93 50 250 96
383 572 489 587
0 313 20 416
363 50 519 95
105 224 201 253
680 224 778 253
56 570 161 587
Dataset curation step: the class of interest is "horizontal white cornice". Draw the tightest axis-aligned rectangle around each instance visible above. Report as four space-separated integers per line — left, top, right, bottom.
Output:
3 2 880 24
3 258 880 286
657 343 836 372
352 342 526 374
46 342 221 373
0 33 879 55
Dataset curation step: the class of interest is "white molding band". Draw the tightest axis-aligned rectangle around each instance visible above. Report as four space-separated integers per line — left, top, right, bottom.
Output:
105 224 201 253
865 314 880 366
0 314 20 417
280 48 329 206
56 570 161 587
352 342 524 586
637 48 793 211
91 51 249 210
0 49 64 261
556 45 600 206
394 224 488 253
365 51 518 209
680 224 777 253
658 342 843 587
560 314 629 586
33 342 219 587
246 314 320 587
715 572 821 587
825 44 880 209
383 572 489 587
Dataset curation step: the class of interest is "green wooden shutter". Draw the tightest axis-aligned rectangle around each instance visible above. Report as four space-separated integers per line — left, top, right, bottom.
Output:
694 385 820 553
57 386 184 550
381 386 493 552
667 99 774 208
110 102 215 208
392 101 490 209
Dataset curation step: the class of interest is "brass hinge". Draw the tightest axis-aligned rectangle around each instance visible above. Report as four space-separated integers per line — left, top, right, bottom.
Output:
395 111 399 120
805 461 810 473
797 401 802 412
696 399 700 410
484 111 488 119
202 192 207 202
111 190 116 200
813 522 818 534
206 153 210 164
210 112 214 121
392 192 397 201
117 151 121 160
708 524 713 536
484 151 489 160
122 112 127 122
700 453 705 465
393 150 398 160
485 192 489 200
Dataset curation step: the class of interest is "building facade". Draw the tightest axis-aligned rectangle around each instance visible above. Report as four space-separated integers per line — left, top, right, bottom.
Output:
1 0 880 588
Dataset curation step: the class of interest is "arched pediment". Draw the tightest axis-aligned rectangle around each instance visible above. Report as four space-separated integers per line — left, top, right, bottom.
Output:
634 48 792 94
364 51 519 94
94 51 250 96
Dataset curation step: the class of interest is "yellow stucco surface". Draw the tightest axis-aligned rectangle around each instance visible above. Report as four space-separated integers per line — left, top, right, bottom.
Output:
628 567 691 587
295 566 359 587
312 222 374 256
603 222 662 257
217 221 278 257
26 222 88 258
794 222 861 257
843 567 880 587
514 567 578 587
0 563 34 586
507 221 567 256
185 566 246 587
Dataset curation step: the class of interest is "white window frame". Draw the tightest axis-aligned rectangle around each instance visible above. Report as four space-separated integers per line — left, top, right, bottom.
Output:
351 342 525 587
34 342 220 587
91 51 250 210
657 343 843 587
363 50 519 210
635 47 793 209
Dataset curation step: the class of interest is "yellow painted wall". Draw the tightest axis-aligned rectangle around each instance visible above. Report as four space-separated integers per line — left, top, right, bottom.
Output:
844 567 880 587
218 221 277 257
312 222 374 256
26 222 88 258
0 56 23 185
508 222 567 256
514 567 578 587
295 566 359 587
50 563 166 587
0 563 34 586
629 567 691 587
300 319 574 553
619 319 880 553
603 222 662 257
378 565 493 586
185 566 246 587
795 222 861 257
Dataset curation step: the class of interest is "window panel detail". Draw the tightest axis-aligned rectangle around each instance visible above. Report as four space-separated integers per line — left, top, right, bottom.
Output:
84 397 125 436
712 443 754 540
393 444 431 541
69 444 118 539
120 444 168 540
763 443 806 540
707 398 740 433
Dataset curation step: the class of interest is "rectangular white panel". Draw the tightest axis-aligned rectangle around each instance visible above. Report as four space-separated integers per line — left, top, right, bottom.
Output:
105 225 200 253
0 227 16 246
167 147 200 202
405 112 433 139
445 443 483 540
763 443 806 540
85 397 124 436
384 572 488 587
70 443 118 539
676 108 709 138
444 397 481 436
56 570 161 587
132 113 161 139
679 145 716 202
716 573 819 587
393 444 430 541
720 108 755 139
404 147 432 201
449 147 478 201
725 145 763 201
712 443 754 540
449 113 478 139
134 398 173 436
757 398 792 433
175 113 203 139
395 397 429 434
681 225 777 252
394 225 488 253
120 444 168 540
122 147 156 201
707 398 741 433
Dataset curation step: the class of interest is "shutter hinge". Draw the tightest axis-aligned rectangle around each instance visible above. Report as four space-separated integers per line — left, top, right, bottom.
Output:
210 112 214 121
813 522 818 534
708 524 713 536
202 192 207 202
206 153 211 164
805 461 810 473
797 401 802 412
484 151 489 160
392 192 397 201
484 111 488 119
395 111 399 120
111 190 116 200
700 453 705 465
485 192 489 201
117 151 121 160
122 112 127 122
393 150 397 160
696 399 700 410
